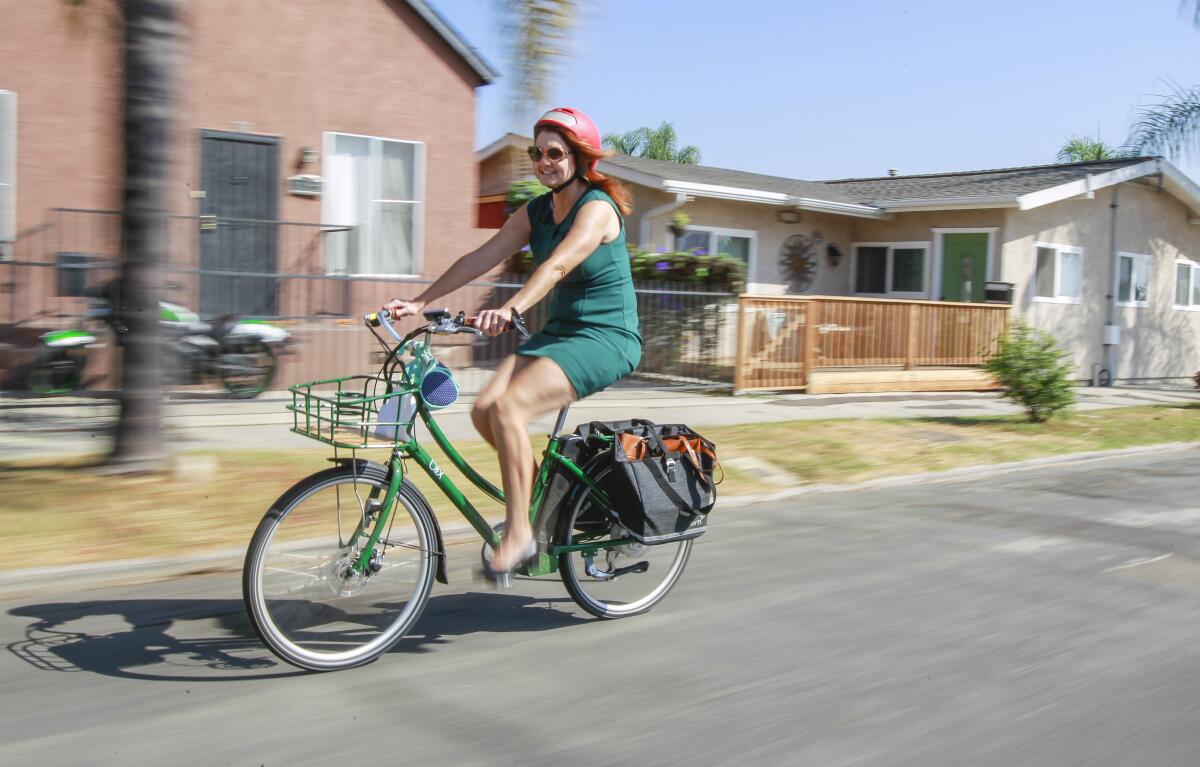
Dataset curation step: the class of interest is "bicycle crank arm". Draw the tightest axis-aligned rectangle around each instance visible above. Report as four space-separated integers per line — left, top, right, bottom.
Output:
583 558 650 581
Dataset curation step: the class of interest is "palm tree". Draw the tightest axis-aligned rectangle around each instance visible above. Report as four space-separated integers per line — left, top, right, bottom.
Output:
1123 4 1200 158
603 127 648 156
602 122 702 164
1056 136 1120 163
1126 83 1200 159
499 0 577 128
105 0 180 471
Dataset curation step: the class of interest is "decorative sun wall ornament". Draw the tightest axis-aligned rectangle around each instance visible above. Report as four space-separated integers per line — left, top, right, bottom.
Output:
779 233 823 292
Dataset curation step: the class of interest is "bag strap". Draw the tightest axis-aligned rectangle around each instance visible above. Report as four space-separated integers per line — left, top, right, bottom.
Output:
644 455 713 516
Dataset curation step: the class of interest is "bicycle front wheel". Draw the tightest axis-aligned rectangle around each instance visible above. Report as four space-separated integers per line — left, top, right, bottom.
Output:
243 464 438 671
558 456 692 619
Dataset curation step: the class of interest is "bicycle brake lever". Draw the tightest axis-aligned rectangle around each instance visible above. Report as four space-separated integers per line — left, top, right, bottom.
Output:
508 308 532 340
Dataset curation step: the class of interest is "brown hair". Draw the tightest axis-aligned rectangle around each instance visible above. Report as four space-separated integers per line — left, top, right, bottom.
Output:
536 126 633 216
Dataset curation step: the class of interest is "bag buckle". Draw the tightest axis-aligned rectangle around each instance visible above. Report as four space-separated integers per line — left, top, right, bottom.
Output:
664 457 677 482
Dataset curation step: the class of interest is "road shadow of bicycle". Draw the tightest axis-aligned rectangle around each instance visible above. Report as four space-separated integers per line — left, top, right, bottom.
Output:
6 590 585 681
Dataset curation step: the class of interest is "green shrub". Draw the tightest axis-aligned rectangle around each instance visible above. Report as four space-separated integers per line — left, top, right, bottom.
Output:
626 245 746 293
985 320 1076 422
505 242 747 293
506 179 549 214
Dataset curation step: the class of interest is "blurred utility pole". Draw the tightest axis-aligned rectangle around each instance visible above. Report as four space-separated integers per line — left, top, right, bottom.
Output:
107 0 181 471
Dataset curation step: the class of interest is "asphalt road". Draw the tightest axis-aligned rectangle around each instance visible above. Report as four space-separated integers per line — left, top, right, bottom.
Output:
2 449 1200 766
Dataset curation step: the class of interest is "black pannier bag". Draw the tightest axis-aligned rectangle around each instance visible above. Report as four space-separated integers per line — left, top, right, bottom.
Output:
579 419 719 545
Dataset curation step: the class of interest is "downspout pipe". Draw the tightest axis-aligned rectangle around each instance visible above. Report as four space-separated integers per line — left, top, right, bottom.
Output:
639 192 688 248
1103 184 1120 384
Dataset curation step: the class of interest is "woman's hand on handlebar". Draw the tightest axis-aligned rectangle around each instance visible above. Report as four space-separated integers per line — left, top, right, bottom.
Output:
472 307 513 337
383 297 425 320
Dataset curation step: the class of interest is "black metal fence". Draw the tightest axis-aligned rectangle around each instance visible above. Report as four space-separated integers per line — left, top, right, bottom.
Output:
2 209 737 386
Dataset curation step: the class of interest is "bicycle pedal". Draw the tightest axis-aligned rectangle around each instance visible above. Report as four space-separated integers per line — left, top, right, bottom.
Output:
611 561 649 578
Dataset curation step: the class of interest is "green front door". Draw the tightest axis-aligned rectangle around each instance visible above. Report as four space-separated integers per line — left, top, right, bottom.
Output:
940 233 989 302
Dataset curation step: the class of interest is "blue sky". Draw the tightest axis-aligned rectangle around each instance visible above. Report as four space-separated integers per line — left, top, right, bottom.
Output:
433 0 1200 181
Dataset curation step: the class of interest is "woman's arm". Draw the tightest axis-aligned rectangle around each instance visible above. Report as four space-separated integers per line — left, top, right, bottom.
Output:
473 199 618 335
384 204 533 317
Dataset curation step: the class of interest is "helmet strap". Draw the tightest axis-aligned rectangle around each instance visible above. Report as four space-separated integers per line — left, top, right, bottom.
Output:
550 174 587 195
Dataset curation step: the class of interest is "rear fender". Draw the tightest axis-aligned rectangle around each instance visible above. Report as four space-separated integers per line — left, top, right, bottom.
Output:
329 457 449 584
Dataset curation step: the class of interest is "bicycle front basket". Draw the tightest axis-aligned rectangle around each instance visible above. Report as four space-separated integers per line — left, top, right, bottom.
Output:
288 374 417 449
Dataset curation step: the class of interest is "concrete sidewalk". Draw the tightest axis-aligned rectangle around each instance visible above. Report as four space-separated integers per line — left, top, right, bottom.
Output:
2 379 1198 459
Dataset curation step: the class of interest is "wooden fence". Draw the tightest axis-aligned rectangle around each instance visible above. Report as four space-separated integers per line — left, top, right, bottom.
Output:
734 295 1011 393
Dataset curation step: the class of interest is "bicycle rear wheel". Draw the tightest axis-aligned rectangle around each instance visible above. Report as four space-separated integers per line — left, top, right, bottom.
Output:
242 464 437 671
558 455 692 619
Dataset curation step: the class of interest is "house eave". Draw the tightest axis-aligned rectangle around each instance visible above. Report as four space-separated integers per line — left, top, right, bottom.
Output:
403 0 498 85
1155 160 1200 222
1015 159 1160 210
662 179 792 204
788 197 890 219
476 133 530 163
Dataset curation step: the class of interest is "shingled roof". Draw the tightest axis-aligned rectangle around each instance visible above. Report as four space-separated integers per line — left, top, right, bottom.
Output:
601 155 861 204
597 154 1200 217
824 158 1150 204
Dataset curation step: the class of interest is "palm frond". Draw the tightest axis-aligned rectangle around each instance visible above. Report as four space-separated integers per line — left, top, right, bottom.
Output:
1125 83 1200 160
674 145 701 165
499 0 577 128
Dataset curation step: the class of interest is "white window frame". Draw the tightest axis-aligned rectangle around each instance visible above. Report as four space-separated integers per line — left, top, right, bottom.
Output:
849 241 932 299
321 131 426 277
0 90 15 261
1031 242 1084 305
1174 259 1200 311
1115 251 1151 309
671 223 757 278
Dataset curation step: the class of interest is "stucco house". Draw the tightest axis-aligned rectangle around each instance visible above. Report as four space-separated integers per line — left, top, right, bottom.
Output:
593 154 1200 385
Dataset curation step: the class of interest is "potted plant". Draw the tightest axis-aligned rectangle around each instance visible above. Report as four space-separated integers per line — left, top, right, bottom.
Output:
668 211 691 238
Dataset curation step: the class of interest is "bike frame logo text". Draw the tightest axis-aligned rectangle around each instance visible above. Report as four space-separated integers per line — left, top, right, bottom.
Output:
428 459 445 479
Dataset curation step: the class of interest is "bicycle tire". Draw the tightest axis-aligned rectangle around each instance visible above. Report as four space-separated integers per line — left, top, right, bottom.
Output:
242 463 438 671
558 452 692 619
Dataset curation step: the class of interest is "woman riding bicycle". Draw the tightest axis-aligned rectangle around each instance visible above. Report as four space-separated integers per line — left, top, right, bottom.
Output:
385 107 641 578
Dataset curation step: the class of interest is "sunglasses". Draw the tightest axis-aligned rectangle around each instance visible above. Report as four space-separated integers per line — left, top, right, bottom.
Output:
527 145 570 163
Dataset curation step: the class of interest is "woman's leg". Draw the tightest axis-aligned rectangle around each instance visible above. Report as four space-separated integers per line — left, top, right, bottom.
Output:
471 354 523 449
487 355 576 572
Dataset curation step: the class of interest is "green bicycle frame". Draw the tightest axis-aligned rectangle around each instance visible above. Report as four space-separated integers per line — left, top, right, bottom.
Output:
350 330 632 577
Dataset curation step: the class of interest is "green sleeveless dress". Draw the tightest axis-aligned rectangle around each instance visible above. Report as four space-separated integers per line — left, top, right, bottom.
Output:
517 187 642 398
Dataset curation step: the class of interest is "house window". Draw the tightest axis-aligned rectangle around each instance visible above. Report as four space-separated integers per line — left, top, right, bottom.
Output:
323 132 424 275
1116 252 1150 308
0 90 14 261
851 242 929 298
674 225 754 263
1032 243 1083 303
1175 260 1200 310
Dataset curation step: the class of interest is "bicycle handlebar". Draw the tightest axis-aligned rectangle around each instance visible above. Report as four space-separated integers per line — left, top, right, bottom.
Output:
364 307 531 343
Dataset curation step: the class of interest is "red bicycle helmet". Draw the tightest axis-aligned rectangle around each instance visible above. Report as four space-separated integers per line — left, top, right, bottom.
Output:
534 107 602 171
